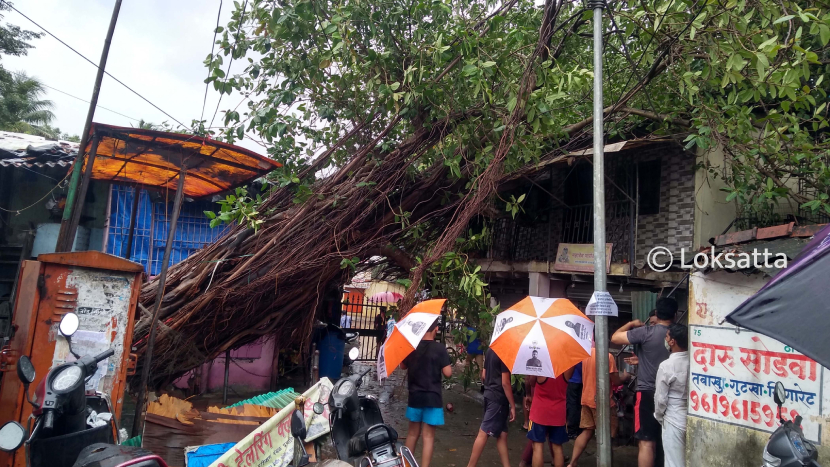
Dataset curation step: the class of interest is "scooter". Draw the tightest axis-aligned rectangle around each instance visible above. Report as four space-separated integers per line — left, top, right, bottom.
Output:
762 381 821 467
326 368 418 467
0 312 168 467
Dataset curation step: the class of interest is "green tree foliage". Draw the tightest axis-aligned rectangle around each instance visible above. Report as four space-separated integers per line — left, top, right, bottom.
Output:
0 72 56 138
204 0 830 325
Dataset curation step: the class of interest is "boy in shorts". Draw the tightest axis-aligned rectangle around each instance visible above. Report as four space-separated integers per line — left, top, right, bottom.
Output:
567 345 622 467
526 366 575 467
400 320 452 467
466 348 515 467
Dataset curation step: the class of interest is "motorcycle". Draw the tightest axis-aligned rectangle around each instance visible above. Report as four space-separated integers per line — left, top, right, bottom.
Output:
290 368 417 467
0 312 168 467
762 381 820 467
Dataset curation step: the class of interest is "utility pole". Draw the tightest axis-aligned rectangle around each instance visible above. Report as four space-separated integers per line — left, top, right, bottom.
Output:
55 0 123 252
589 0 612 466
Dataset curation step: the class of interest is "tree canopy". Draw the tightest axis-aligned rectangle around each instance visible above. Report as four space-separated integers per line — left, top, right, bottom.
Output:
197 0 827 315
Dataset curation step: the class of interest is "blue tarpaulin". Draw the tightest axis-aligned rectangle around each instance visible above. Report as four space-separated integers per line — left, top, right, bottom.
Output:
106 185 228 274
185 442 237 467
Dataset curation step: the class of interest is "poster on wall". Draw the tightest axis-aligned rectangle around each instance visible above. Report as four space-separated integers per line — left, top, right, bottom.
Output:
689 325 823 443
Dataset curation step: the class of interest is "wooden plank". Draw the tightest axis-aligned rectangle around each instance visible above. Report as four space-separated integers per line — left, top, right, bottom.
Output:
792 223 828 237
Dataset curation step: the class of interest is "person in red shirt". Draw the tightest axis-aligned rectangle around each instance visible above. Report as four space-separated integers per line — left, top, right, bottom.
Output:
525 366 575 467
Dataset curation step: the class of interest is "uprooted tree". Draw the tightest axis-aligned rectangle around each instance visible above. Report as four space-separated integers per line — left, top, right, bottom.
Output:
132 0 830 387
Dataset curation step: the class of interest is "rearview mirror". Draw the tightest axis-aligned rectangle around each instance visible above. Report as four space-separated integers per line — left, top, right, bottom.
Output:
59 313 79 337
0 421 26 452
313 402 324 415
16 356 35 385
774 382 786 406
290 409 307 440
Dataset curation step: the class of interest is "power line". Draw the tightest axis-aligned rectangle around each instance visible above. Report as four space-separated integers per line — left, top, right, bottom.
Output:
1 0 189 129
201 0 223 123
38 81 140 122
209 0 249 130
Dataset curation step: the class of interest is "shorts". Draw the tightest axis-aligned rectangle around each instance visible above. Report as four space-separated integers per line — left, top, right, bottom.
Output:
527 422 568 445
481 398 509 437
406 406 445 426
579 405 618 437
635 391 661 441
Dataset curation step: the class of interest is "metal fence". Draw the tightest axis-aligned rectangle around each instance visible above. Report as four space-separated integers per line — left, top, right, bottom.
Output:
340 294 389 361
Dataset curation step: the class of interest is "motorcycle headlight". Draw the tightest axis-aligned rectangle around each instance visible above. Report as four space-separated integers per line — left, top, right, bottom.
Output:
51 365 83 392
762 446 781 467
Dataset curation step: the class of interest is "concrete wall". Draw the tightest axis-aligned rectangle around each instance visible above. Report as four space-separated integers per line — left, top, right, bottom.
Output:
693 144 737 250
174 338 276 393
686 271 830 466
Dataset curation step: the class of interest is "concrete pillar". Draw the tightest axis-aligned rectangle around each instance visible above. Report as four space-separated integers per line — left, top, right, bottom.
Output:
529 272 550 297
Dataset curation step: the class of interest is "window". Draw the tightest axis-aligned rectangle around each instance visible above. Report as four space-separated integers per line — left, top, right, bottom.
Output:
564 163 593 206
637 160 662 215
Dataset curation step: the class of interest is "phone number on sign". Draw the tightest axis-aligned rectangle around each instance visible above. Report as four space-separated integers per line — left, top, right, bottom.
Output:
690 390 802 428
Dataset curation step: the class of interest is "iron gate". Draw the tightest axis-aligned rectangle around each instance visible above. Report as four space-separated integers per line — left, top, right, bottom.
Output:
340 295 388 361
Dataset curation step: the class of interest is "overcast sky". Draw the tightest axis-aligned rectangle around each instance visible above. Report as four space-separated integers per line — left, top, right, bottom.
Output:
3 0 261 151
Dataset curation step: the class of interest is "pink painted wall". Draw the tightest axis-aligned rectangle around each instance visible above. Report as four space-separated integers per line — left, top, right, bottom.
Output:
174 338 275 392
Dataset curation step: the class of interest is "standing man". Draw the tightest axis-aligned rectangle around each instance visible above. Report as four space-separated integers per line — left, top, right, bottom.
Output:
400 320 452 467
567 346 621 467
526 366 575 467
340 309 352 329
611 297 677 467
566 362 583 439
466 348 515 467
654 324 689 467
374 307 388 357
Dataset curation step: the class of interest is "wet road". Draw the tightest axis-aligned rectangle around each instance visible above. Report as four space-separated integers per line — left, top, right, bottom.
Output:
357 363 640 467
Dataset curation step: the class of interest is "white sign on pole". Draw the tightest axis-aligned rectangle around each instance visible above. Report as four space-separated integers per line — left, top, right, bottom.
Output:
586 291 618 317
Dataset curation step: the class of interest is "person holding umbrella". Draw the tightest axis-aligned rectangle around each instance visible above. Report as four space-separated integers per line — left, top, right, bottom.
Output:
400 319 452 467
377 299 451 467
487 296 594 467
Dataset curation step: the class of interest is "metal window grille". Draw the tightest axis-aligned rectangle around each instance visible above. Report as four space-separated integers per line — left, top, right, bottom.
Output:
106 185 229 274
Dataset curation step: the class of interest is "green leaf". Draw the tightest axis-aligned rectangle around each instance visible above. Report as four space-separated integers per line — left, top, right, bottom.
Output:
204 211 216 219
773 15 795 24
821 25 830 46
480 61 496 68
462 64 478 76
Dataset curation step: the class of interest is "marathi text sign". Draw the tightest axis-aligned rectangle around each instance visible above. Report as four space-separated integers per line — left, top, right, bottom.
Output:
689 325 823 442
553 243 613 273
210 378 334 467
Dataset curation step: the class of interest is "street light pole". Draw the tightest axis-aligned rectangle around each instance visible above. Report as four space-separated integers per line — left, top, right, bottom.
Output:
590 1 612 466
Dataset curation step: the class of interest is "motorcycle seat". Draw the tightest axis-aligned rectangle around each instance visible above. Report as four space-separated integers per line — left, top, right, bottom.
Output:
347 424 398 457
345 332 358 340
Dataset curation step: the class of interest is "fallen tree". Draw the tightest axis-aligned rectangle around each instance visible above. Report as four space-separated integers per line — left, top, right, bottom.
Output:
133 0 830 387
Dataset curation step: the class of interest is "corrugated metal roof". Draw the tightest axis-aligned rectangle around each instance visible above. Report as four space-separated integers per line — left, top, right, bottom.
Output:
0 159 71 168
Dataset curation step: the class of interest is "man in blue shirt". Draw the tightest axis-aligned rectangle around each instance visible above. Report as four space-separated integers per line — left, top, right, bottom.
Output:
566 362 583 438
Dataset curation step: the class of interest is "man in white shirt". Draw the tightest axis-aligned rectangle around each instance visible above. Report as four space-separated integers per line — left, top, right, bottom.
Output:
654 323 689 467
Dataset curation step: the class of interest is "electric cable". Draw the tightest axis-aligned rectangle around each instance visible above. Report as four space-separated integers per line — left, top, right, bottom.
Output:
0 0 188 129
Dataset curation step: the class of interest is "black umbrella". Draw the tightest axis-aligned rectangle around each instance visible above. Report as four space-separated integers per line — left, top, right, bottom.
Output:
726 224 830 369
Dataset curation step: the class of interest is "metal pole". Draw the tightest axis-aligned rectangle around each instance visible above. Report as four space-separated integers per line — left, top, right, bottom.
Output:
123 185 141 259
223 349 231 405
63 133 100 251
56 0 123 252
590 2 612 466
131 167 187 437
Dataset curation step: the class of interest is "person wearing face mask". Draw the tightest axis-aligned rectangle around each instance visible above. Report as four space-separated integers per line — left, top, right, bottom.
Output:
611 297 677 467
653 324 689 467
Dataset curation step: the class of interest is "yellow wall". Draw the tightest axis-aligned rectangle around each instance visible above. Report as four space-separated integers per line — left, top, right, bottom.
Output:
693 144 737 249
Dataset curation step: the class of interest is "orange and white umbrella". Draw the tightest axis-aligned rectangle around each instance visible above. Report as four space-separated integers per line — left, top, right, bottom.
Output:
377 298 446 380
489 296 593 378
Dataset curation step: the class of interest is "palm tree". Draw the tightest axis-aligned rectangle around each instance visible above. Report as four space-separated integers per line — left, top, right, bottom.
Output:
0 72 57 138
